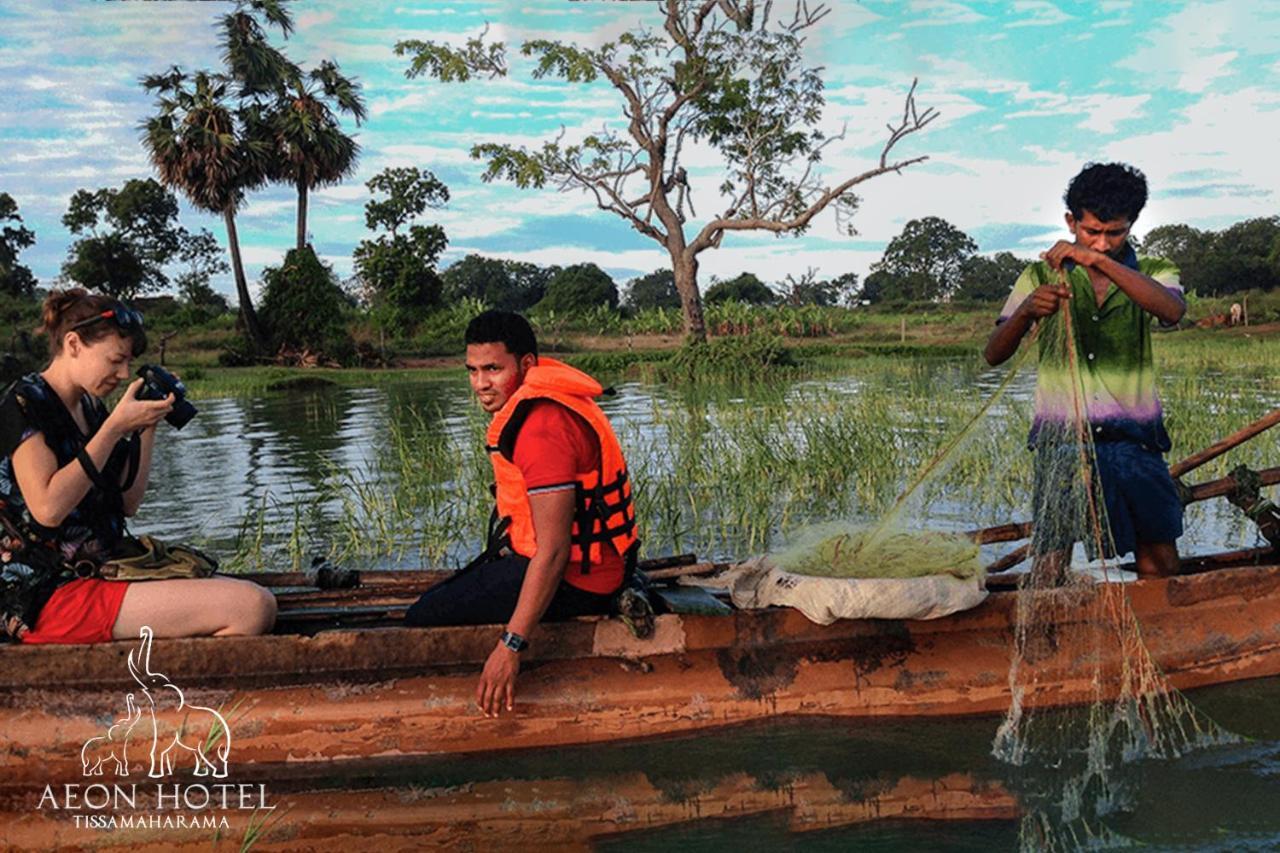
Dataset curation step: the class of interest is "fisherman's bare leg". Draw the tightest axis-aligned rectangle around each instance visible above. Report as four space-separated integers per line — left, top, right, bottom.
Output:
111 577 277 639
1029 549 1071 586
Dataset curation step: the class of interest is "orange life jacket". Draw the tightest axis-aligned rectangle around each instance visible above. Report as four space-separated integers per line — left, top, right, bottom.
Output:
483 358 638 593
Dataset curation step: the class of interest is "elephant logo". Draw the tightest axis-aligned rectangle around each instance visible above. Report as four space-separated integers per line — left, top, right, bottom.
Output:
123 626 233 779
80 693 141 776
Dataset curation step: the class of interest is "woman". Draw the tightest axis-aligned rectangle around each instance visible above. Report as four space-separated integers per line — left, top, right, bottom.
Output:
0 288 275 643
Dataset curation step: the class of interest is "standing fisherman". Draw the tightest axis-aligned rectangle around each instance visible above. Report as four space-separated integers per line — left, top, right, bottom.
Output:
984 162 1186 579
406 311 638 715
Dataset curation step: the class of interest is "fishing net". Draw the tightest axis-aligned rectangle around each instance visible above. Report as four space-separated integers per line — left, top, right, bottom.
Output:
765 268 1236 848
985 276 1236 850
771 523 981 581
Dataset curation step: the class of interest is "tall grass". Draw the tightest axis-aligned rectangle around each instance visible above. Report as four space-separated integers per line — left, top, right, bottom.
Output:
216 335 1279 571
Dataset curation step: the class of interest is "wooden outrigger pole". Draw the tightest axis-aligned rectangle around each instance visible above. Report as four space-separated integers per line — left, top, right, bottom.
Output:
971 406 1280 573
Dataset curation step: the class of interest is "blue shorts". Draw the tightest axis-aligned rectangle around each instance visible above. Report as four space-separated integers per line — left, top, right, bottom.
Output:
1032 439 1183 558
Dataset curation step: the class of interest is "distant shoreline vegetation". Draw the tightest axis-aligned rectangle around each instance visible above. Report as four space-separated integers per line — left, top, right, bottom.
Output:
2 284 1278 397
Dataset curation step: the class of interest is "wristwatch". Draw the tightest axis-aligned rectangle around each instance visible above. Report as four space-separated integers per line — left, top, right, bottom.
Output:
500 630 529 653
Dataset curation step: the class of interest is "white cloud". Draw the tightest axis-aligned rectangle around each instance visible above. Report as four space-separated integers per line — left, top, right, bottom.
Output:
1118 2 1279 93
901 1 985 28
469 110 534 120
823 84 986 154
369 92 431 118
25 75 61 90
1005 1 1072 28
237 199 296 221
374 143 477 167
1178 51 1239 94
297 11 336 29
472 93 616 110
393 6 458 16
430 209 523 239
236 245 289 268
900 63 1149 134
1004 91 1151 134
311 185 370 203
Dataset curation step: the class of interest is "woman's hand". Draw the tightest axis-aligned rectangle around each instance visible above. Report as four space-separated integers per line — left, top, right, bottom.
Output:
106 378 174 436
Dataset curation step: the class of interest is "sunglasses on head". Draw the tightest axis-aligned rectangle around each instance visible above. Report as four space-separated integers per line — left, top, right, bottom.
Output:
70 303 145 333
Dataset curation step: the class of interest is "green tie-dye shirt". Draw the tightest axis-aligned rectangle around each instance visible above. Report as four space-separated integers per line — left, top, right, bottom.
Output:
997 249 1183 451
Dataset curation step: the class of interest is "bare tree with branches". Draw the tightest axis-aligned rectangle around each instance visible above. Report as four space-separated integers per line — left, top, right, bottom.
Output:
398 0 936 340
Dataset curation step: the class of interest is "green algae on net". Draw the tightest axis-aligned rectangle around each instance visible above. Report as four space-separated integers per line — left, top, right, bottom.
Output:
770 523 984 581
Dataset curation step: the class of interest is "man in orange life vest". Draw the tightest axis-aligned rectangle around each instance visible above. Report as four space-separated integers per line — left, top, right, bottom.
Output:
405 311 638 716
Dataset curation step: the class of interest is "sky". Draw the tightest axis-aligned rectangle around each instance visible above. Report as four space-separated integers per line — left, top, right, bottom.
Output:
1 0 1278 300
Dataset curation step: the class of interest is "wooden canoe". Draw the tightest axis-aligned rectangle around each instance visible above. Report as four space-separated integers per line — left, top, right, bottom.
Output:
2 546 1279 792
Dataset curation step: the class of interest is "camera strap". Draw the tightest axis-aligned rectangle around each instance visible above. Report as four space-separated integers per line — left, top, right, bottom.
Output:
119 431 141 493
75 448 112 494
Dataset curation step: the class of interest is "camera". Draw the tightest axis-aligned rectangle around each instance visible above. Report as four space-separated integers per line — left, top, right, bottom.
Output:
136 364 197 429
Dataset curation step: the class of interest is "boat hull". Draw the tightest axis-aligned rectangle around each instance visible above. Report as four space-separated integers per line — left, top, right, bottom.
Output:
3 563 1279 788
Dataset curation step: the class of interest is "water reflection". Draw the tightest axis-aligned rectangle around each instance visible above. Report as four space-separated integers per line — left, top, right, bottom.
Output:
168 679 1280 849
5 677 1277 850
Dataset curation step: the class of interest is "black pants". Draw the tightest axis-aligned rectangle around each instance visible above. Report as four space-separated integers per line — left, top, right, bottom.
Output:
404 554 615 627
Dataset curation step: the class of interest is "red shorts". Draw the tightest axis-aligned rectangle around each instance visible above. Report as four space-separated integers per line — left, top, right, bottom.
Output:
21 578 130 645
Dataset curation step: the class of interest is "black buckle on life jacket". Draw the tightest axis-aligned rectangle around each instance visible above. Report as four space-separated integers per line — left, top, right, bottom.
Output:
571 464 637 574
463 510 513 573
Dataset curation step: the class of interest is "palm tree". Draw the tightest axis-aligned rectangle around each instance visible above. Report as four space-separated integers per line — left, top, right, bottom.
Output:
220 0 297 97
269 60 367 250
140 69 272 350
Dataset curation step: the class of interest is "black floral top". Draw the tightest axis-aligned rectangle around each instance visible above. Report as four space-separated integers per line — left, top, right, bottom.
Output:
0 373 130 639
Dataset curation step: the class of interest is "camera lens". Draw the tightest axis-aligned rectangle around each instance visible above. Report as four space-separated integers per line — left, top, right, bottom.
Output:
166 399 197 430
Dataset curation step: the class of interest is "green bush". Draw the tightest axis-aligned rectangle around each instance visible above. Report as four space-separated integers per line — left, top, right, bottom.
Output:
625 269 681 311
412 297 489 356
353 229 446 335
258 247 353 362
536 263 618 313
216 336 258 367
705 273 776 305
659 332 797 383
